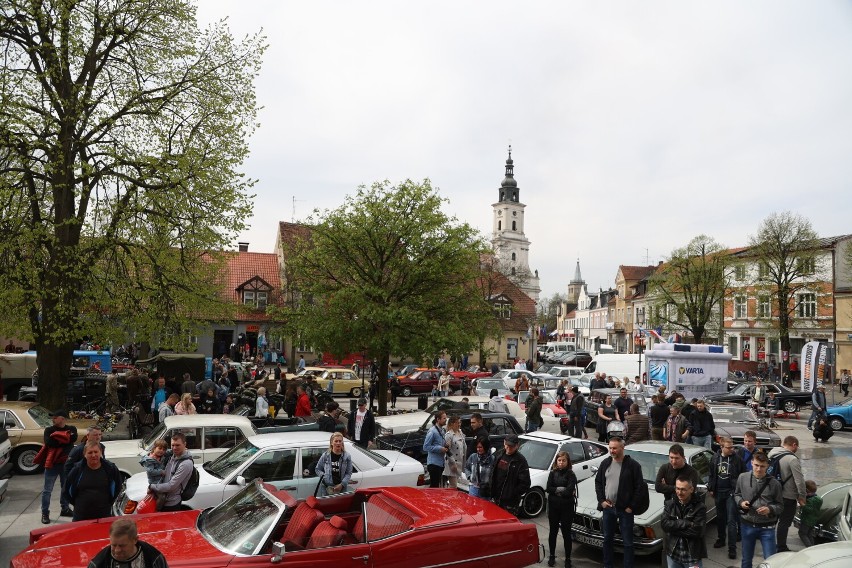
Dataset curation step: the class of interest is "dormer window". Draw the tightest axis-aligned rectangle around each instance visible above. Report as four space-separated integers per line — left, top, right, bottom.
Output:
243 290 268 309
238 276 272 310
490 294 514 320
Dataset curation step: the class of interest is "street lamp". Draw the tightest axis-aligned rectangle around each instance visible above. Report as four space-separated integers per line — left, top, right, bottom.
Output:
637 310 646 384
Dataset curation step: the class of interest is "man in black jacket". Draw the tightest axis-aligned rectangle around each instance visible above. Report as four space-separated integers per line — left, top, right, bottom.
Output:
569 387 586 439
594 437 646 568
709 436 745 559
649 395 669 440
88 518 168 568
688 400 716 449
655 444 700 503
661 474 708 567
491 435 531 515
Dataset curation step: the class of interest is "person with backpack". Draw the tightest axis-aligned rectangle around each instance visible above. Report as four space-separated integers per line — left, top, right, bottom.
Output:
545 451 578 568
147 432 196 512
767 436 806 553
734 451 783 568
594 436 649 568
708 436 746 560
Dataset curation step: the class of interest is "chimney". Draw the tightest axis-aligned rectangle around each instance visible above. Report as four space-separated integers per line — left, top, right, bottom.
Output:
238 242 249 252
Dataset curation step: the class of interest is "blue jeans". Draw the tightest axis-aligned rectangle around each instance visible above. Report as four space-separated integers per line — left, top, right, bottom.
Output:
691 435 712 449
808 409 822 429
714 491 738 549
41 465 69 515
526 421 540 433
740 522 776 568
667 558 702 568
469 485 481 498
602 507 634 568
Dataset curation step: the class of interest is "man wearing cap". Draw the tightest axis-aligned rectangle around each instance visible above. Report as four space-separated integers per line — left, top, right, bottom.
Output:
348 398 375 449
41 409 78 524
491 435 531 515
808 384 827 430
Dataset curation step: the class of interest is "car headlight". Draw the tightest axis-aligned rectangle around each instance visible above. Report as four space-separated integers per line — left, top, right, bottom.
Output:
378 427 392 437
633 525 645 538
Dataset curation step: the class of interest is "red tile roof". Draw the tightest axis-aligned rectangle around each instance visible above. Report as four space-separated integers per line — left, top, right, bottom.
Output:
619 265 657 282
221 251 282 321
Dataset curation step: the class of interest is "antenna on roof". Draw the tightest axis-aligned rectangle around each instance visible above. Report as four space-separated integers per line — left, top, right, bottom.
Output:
292 196 305 222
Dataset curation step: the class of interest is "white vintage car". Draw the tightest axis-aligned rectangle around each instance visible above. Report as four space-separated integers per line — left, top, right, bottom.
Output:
116 431 426 514
757 541 852 568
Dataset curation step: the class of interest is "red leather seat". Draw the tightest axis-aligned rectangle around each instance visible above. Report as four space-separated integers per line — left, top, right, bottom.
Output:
306 515 348 549
281 496 324 549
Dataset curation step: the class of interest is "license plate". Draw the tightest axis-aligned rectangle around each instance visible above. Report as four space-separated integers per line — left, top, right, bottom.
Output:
573 533 603 547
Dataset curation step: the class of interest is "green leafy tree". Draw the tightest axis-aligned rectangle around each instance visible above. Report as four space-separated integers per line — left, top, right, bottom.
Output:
748 211 821 377
0 1 264 407
279 179 494 415
647 235 731 344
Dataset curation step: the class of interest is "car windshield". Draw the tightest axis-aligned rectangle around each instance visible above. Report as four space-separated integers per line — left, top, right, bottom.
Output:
199 482 284 555
832 399 852 408
731 384 751 396
350 443 390 466
206 439 260 479
709 405 758 423
476 379 505 392
624 449 673 483
517 439 558 469
141 421 167 449
27 405 53 428
492 370 510 381
424 398 466 413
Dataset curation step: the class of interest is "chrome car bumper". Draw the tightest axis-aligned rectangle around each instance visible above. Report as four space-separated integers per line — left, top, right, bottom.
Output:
571 516 663 555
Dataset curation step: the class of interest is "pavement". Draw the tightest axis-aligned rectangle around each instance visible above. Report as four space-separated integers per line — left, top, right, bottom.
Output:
1 395 851 567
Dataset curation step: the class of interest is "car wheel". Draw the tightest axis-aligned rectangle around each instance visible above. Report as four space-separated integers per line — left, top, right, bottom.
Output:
783 400 799 413
402 387 412 397
829 416 845 431
521 487 546 518
350 387 363 398
13 446 44 475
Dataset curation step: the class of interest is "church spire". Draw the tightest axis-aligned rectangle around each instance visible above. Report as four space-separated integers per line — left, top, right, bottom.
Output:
498 145 519 203
572 259 583 283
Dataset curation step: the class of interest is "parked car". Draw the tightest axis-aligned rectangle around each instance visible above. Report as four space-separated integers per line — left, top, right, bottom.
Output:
19 482 543 568
313 368 367 398
450 365 492 381
827 399 852 431
0 401 95 474
397 368 460 397
0 426 12 500
459 431 608 517
794 479 852 543
492 369 539 393
18 374 128 411
706 403 782 450
704 383 813 414
515 390 569 433
374 409 523 462
547 366 585 379
231 405 325 431
572 441 716 558
756 541 852 568
102 414 291 479
551 350 593 367
394 363 418 377
471 377 512 398
584 388 649 428
116 432 426 514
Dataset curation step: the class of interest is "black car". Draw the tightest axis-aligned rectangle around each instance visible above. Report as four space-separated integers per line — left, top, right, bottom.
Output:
704 383 812 414
18 374 128 411
374 409 523 463
705 403 782 450
584 388 648 427
552 350 593 367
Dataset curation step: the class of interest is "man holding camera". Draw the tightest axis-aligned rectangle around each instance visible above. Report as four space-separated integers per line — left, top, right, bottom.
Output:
734 451 783 568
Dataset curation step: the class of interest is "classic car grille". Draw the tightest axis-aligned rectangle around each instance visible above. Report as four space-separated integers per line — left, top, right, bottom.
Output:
375 438 396 451
573 514 601 533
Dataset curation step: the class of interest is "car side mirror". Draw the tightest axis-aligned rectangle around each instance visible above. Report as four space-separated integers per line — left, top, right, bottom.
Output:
270 541 286 562
235 475 247 486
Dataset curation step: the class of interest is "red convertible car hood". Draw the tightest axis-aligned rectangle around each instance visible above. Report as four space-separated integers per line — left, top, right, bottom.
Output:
382 486 518 527
14 512 223 568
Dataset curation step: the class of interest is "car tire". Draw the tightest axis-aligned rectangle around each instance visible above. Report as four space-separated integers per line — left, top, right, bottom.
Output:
13 446 44 475
350 387 363 398
521 487 546 518
829 416 845 431
783 400 799 414
402 387 412 397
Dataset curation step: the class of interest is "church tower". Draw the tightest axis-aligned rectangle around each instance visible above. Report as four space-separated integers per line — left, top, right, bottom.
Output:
566 259 585 303
491 146 541 303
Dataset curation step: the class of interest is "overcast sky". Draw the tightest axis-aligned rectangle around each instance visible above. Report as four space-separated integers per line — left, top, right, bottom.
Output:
195 1 852 301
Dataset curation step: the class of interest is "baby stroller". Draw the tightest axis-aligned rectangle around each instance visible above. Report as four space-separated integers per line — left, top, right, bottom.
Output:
606 419 625 441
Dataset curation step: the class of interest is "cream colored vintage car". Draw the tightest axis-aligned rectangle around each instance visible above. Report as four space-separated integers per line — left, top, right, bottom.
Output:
0 401 95 474
313 368 367 397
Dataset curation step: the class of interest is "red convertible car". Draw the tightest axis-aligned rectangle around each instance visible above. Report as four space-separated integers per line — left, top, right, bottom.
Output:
14 482 542 568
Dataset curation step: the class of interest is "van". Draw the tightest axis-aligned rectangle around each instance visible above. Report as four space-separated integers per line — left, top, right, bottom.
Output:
542 341 576 361
0 353 38 400
581 353 645 384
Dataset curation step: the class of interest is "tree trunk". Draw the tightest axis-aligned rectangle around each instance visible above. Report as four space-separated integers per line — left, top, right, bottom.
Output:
36 340 74 412
377 354 390 416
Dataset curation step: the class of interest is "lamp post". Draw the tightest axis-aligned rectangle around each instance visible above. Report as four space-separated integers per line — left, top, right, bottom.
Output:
637 310 645 384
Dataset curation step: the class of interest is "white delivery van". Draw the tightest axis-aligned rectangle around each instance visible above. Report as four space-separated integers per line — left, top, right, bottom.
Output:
581 353 645 384
644 343 730 399
541 341 576 360
0 353 38 400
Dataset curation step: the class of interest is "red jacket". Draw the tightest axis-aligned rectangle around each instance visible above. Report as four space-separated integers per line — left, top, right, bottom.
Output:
295 393 312 417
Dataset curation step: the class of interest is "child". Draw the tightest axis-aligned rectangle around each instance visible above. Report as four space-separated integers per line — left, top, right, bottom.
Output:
798 480 823 547
222 394 235 414
139 439 170 511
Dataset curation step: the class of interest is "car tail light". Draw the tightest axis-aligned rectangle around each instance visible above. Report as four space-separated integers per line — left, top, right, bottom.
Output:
644 526 656 539
416 473 426 486
123 499 138 514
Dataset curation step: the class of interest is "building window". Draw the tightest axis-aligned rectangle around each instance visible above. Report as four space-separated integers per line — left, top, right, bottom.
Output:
797 257 816 275
512 221 516 231
728 335 738 356
797 293 816 318
511 252 516 261
498 220 501 230
734 296 747 319
758 263 770 279
757 295 770 318
735 264 746 281
493 302 512 319
243 290 268 309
